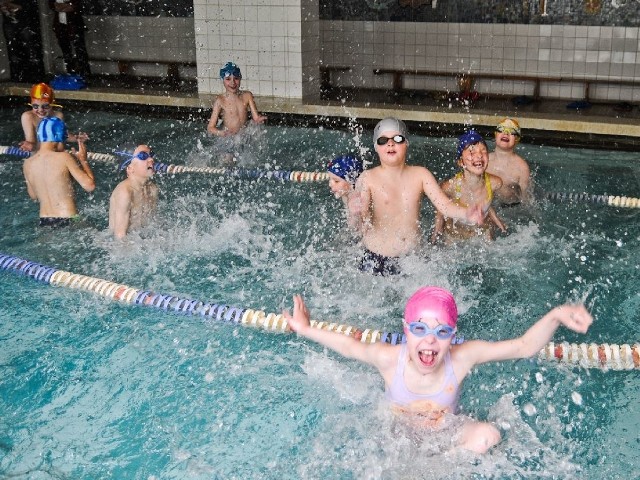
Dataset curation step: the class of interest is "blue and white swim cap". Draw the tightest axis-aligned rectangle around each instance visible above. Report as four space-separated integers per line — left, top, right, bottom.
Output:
456 129 486 159
37 117 67 143
220 62 242 79
327 154 364 186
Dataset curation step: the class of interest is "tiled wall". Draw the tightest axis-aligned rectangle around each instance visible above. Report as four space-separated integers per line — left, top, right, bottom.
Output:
321 21 640 101
83 17 197 78
192 0 319 99
1 7 639 102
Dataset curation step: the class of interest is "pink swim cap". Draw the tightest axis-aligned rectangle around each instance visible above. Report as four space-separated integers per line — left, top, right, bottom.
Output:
404 287 458 327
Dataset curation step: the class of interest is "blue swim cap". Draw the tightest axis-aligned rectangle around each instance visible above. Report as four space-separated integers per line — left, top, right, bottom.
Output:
456 130 486 159
220 62 242 79
327 154 364 186
37 117 67 143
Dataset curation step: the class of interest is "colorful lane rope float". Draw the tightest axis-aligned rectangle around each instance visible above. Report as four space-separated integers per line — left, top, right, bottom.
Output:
545 191 640 209
0 145 328 183
5 145 640 197
1 252 638 370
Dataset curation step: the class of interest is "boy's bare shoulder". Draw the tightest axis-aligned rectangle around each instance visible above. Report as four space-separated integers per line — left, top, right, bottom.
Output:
111 178 133 198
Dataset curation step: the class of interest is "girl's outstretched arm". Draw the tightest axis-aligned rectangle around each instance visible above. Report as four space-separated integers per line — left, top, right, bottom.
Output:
457 304 592 370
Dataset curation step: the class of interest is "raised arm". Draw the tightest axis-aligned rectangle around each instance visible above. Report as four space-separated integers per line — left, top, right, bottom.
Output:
66 137 95 191
458 304 592 370
353 174 373 233
284 294 391 369
421 169 484 225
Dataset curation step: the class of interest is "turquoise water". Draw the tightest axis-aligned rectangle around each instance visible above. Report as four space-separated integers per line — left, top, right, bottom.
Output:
0 107 638 479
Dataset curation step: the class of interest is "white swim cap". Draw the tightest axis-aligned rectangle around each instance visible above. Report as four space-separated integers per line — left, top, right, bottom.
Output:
373 117 408 145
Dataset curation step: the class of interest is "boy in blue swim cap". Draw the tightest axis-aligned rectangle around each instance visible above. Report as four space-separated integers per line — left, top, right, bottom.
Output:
431 130 506 245
109 144 159 239
327 154 365 231
207 62 267 138
22 117 95 227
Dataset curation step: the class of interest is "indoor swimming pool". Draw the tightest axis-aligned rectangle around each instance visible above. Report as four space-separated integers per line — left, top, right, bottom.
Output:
0 106 638 479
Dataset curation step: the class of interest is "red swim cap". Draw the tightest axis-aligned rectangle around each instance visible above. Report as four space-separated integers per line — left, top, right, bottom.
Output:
30 83 55 102
404 286 458 327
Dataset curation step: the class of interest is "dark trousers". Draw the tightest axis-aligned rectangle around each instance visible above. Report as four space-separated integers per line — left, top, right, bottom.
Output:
53 17 91 76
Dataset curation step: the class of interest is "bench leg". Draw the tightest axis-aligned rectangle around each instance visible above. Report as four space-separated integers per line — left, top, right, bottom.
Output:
167 64 180 86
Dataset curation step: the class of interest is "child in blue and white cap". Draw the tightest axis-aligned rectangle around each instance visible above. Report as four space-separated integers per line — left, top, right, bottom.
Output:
327 154 365 231
207 61 267 138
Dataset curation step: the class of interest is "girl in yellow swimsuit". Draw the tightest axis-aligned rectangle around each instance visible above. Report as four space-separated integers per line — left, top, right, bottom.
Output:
431 130 507 245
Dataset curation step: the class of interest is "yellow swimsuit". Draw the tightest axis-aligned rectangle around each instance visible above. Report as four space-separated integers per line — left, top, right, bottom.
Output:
453 171 493 212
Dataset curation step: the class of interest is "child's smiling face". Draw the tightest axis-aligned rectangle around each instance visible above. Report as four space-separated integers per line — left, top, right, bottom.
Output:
459 141 489 174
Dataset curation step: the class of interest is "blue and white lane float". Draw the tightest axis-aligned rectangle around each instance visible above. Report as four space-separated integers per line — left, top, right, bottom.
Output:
0 145 328 183
3 145 640 204
1 252 638 371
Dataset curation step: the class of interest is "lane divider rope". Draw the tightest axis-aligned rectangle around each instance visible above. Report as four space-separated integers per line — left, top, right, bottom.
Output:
0 145 329 183
1 252 637 370
4 146 640 198
544 191 640 209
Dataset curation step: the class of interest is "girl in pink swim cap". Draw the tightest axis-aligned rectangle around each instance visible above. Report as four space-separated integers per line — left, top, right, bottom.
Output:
284 286 592 453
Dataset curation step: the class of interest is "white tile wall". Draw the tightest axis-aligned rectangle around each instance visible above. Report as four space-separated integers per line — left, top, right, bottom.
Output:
194 0 318 98
319 21 640 101
1 7 639 102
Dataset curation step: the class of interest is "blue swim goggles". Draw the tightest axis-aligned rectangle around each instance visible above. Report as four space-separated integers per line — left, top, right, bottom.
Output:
406 321 456 340
115 150 155 171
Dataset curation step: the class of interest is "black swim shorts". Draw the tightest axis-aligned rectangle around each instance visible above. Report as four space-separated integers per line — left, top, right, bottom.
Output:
359 248 401 276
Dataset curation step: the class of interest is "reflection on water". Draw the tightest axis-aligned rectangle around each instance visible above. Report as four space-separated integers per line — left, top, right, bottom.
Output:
0 108 638 478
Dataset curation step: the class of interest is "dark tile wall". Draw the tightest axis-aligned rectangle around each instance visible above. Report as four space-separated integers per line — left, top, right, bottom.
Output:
320 0 640 26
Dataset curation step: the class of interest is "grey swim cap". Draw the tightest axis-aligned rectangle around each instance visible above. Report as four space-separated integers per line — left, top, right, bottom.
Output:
373 117 408 144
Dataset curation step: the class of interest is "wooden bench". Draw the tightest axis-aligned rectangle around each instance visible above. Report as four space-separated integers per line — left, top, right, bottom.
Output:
373 68 565 100
319 65 352 92
583 79 640 102
90 57 196 85
373 68 640 101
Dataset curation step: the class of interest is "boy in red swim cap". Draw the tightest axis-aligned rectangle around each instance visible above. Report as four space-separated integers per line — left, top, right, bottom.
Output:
284 286 592 453
19 82 87 152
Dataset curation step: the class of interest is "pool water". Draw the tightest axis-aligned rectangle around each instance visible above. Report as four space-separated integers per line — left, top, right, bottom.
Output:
0 107 638 479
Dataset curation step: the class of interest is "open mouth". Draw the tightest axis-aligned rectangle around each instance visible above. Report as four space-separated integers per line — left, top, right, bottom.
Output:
418 349 437 367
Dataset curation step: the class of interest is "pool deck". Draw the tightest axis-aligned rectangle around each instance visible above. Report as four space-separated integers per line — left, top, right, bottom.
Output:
2 79 639 145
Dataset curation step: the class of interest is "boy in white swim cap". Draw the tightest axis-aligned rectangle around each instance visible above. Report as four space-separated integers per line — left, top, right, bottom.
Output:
487 117 531 205
284 287 592 453
352 117 485 275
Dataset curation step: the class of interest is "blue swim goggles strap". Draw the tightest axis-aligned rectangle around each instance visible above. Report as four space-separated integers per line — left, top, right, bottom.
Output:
114 150 155 170
114 150 155 161
406 321 456 340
